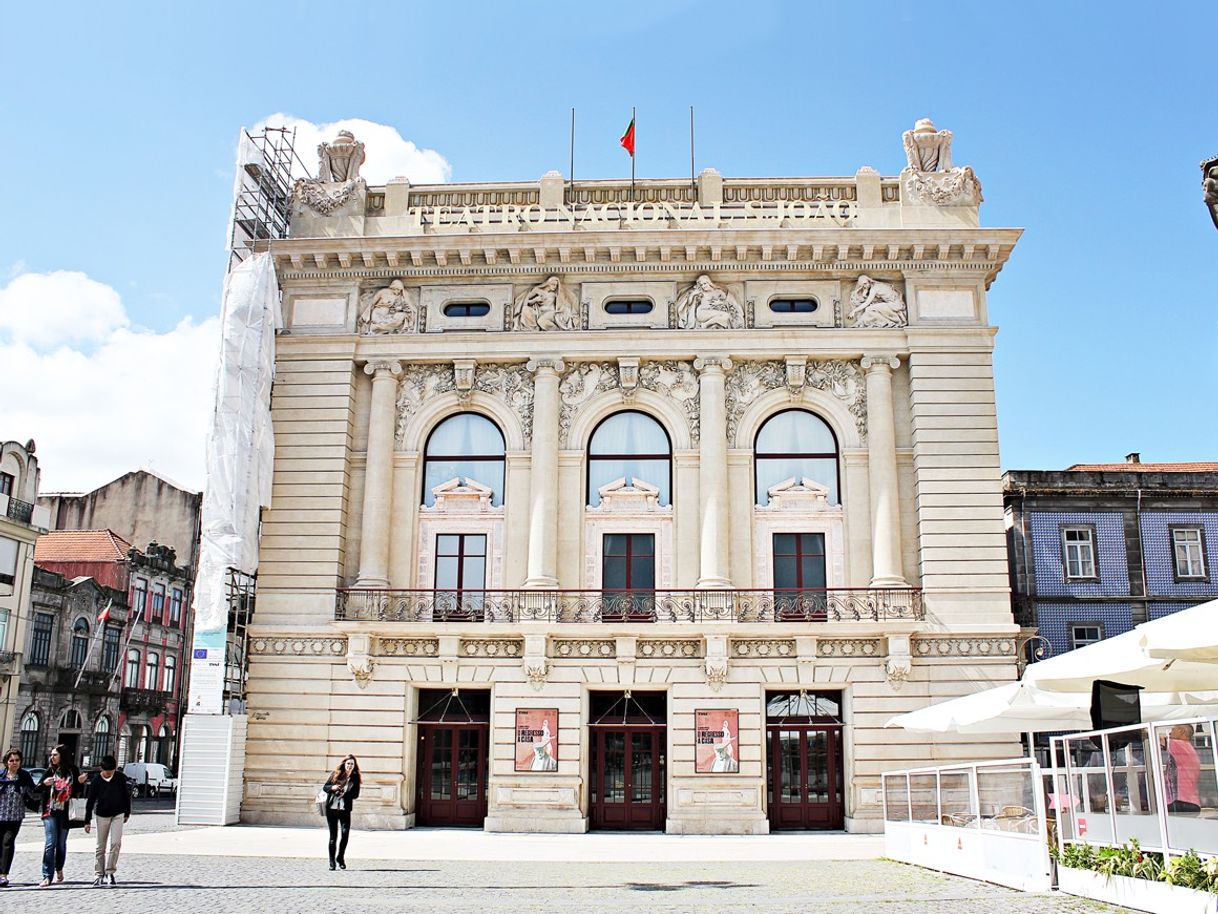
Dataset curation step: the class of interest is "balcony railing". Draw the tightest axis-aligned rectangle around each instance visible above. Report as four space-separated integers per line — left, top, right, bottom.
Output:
4 496 33 524
53 666 116 693
121 687 173 712
336 587 923 624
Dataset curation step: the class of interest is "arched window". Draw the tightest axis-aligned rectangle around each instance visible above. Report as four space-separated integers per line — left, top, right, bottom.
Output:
157 724 174 767
59 708 82 731
94 715 112 761
20 711 40 763
421 413 506 507
125 649 141 689
145 651 160 691
587 411 672 507
70 617 90 668
754 409 840 506
164 654 177 696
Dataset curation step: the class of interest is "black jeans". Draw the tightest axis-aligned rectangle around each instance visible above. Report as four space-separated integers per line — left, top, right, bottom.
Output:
0 819 21 875
325 808 351 864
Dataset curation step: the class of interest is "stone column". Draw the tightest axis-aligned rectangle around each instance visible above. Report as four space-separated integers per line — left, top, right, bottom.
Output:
524 358 565 587
694 356 733 588
354 359 402 588
861 355 908 587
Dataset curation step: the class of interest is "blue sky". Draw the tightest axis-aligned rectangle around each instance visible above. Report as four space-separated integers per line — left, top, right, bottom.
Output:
1 1 1215 491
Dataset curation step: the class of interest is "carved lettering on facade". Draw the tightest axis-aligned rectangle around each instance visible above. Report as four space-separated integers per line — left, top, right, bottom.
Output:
725 359 867 444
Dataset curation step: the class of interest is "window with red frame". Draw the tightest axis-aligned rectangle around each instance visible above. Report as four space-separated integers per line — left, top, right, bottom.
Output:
152 584 166 623
170 588 183 626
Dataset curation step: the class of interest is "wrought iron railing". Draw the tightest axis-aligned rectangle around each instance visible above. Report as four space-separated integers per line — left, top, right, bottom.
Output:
335 587 923 624
4 497 33 524
53 666 116 693
120 687 172 712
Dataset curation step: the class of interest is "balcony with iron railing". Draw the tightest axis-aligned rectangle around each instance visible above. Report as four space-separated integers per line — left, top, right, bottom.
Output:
53 666 117 694
336 587 923 625
120 687 173 713
3 496 33 524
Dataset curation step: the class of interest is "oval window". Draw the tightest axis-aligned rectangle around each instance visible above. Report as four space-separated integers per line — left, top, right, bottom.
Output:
443 301 491 318
769 298 818 313
604 299 654 315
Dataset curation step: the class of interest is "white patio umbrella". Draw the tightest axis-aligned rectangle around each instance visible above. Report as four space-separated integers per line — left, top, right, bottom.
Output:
1138 597 1218 663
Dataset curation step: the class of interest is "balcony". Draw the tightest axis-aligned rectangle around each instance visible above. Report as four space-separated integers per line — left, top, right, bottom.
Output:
52 666 116 694
335 588 924 625
0 493 50 529
121 688 173 713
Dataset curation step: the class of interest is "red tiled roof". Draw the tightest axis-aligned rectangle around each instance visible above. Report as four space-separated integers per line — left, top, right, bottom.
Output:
1065 462 1218 473
34 529 133 563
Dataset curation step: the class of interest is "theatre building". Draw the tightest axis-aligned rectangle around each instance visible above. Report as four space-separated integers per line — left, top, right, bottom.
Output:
241 120 1023 833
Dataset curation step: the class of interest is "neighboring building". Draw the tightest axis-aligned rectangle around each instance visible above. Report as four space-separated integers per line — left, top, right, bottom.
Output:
1005 455 1218 659
40 469 203 570
27 530 194 767
0 439 51 757
240 120 1023 833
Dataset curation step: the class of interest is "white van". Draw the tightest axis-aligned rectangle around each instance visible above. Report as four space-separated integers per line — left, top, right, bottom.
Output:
123 762 178 797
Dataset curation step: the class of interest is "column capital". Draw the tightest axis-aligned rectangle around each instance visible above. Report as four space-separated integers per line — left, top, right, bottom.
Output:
526 357 566 376
860 354 900 373
363 358 402 379
693 355 733 375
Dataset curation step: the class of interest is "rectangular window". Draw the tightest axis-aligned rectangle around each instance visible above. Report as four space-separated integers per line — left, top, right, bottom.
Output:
773 532 827 620
170 588 183 626
152 584 166 623
102 624 121 673
29 612 54 666
0 472 12 496
125 650 141 689
0 609 8 651
0 536 17 587
601 533 655 621
1070 623 1104 650
1172 527 1207 580
1061 527 1097 580
434 534 487 620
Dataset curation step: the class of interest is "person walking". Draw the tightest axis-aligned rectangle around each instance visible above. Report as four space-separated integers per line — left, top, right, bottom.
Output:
37 744 81 888
0 748 36 887
321 755 361 870
83 755 130 886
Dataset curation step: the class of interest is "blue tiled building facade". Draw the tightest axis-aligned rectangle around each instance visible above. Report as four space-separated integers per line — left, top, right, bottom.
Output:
1005 460 1218 659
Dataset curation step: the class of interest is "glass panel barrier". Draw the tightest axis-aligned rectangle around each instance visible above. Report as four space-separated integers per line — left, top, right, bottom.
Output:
939 769 975 827
1157 720 1218 856
909 773 938 824
883 774 910 822
977 765 1036 834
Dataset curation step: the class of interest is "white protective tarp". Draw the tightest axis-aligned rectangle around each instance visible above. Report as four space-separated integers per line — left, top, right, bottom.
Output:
191 252 280 634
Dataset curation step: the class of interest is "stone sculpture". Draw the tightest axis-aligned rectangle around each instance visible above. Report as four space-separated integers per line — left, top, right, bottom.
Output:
513 276 578 331
848 275 907 328
674 274 743 330
901 118 983 206
1203 156 1218 231
358 280 414 334
294 130 367 215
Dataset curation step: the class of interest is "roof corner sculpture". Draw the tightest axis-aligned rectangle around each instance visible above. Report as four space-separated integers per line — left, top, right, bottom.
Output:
293 130 368 215
1203 155 1218 231
901 118 983 207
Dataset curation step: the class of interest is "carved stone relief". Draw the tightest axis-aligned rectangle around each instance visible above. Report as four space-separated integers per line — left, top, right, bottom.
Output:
637 639 702 659
358 279 417 334
395 362 534 448
731 639 796 659
250 637 347 657
511 275 579 331
459 639 523 658
914 637 1016 658
847 275 907 329
293 130 368 216
673 274 744 330
725 359 867 444
551 640 616 659
558 359 699 447
901 119 983 206
379 638 439 657
817 639 881 658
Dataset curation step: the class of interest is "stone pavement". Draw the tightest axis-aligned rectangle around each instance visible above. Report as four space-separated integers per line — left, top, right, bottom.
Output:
4 812 1132 913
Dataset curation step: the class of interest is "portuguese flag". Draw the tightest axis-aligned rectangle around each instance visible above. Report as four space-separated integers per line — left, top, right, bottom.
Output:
619 116 636 157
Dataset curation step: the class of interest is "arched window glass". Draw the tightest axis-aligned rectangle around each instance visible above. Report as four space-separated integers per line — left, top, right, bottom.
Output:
754 410 840 505
20 711 39 763
157 724 174 767
125 649 141 689
422 413 506 507
145 651 160 691
94 715 112 761
164 654 177 695
59 708 82 730
70 617 90 668
587 411 672 507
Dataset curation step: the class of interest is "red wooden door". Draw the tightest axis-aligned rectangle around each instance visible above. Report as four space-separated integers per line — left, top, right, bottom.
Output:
416 723 488 827
766 724 843 830
589 726 665 830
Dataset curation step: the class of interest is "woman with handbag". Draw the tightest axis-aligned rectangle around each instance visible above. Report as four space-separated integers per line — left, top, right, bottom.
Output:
37 744 82 888
0 748 37 887
321 755 361 870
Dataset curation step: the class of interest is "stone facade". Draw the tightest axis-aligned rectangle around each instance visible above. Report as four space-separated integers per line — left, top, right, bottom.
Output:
243 122 1023 834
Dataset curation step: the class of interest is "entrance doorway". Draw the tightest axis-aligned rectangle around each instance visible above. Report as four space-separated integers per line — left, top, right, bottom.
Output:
588 691 666 830
765 690 845 830
414 689 489 827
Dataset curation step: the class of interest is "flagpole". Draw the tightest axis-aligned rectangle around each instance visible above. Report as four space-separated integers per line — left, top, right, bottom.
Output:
73 598 111 690
631 106 636 200
689 106 695 190
569 107 575 188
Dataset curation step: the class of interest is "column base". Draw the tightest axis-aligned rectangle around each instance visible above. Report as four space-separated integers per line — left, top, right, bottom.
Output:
352 577 389 589
523 576 559 588
869 575 910 588
695 577 733 589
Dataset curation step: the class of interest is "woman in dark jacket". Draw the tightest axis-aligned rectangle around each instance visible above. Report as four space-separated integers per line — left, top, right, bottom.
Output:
322 755 361 870
0 747 37 887
37 744 81 887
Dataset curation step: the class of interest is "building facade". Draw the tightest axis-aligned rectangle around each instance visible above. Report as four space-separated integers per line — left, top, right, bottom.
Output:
1005 457 1218 659
0 439 50 757
241 120 1023 833
25 531 193 767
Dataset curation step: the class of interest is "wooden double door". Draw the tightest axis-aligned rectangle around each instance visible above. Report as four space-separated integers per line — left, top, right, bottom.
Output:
588 726 666 830
415 722 488 827
766 724 844 830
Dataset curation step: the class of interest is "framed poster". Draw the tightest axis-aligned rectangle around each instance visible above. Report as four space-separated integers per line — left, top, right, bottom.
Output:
515 708 559 772
695 709 740 773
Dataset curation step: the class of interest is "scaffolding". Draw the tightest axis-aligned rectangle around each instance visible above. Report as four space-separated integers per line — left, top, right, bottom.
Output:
227 126 307 271
223 567 256 712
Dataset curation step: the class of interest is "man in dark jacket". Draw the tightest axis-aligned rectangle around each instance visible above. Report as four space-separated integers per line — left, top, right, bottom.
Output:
83 756 130 887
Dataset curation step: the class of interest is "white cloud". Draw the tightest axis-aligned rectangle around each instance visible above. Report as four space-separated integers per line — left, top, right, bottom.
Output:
0 271 218 493
253 114 452 185
0 270 129 349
